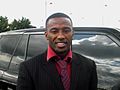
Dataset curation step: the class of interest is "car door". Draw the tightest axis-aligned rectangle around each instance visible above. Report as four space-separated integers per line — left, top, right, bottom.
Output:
72 31 120 90
7 34 29 84
0 34 22 84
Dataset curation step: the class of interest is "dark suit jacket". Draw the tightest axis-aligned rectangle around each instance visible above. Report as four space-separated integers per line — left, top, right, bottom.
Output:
112 82 120 90
17 52 98 90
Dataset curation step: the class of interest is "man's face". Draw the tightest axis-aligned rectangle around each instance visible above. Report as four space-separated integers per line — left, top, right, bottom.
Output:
45 17 73 54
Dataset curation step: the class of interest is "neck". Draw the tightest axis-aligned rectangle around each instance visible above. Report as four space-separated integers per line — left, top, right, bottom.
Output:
57 50 69 60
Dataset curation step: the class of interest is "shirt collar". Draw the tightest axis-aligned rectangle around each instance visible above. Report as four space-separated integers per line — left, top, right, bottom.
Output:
47 45 72 62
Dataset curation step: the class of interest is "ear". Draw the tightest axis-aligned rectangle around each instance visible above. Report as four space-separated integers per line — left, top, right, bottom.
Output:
45 31 49 40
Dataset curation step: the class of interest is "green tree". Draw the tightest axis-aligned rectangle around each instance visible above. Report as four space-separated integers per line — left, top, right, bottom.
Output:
9 19 18 30
0 16 10 32
9 17 36 30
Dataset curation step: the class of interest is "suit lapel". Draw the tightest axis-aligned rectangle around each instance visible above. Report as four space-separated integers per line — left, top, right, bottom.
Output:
70 53 82 90
40 52 64 90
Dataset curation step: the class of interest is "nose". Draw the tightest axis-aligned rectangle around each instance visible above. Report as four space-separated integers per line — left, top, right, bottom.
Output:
57 31 65 40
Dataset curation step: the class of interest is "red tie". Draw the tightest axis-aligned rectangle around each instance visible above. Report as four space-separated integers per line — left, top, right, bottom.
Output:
57 60 70 90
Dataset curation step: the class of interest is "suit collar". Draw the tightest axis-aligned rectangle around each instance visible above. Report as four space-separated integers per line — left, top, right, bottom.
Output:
72 52 81 65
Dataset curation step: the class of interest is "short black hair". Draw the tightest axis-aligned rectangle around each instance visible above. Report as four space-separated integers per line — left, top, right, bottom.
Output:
45 12 72 27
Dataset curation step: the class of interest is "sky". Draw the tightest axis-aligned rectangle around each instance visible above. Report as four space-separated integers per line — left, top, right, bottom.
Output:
1 0 120 28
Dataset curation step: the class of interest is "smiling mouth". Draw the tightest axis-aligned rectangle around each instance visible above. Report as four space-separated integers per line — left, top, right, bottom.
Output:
55 42 67 48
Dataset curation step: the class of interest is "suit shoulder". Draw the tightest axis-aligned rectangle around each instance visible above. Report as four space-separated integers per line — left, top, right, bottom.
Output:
20 52 46 67
73 52 96 67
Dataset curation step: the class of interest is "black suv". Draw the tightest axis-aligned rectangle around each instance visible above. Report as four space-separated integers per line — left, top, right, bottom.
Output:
0 27 120 90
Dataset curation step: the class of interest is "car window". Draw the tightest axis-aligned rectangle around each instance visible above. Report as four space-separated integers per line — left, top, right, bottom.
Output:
0 35 21 69
9 34 28 73
26 34 48 60
73 34 120 90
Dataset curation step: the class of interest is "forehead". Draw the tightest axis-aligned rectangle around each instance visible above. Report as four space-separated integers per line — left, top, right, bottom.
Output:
47 17 72 27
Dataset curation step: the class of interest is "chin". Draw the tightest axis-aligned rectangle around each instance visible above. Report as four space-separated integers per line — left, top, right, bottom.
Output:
55 48 69 54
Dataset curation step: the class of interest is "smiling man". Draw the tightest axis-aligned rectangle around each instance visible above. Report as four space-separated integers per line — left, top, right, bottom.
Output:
45 14 73 58
17 13 98 90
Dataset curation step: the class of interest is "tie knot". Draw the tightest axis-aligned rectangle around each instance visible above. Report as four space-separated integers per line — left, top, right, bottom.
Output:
57 60 67 69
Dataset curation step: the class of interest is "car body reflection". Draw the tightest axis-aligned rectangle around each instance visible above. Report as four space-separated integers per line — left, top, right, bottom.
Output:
72 34 120 89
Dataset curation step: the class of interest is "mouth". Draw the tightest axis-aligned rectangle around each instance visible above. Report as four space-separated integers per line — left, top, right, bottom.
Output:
55 42 67 48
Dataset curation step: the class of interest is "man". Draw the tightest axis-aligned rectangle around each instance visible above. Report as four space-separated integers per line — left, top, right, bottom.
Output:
17 12 98 90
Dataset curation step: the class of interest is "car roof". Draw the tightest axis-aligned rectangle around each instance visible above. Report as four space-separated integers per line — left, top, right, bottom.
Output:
0 27 120 39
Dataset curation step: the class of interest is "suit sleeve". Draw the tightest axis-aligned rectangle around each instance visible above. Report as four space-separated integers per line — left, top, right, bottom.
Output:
16 62 34 90
112 82 120 90
89 61 98 90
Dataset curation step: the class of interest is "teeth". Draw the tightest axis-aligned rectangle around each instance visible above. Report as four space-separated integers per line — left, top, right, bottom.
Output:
56 43 66 47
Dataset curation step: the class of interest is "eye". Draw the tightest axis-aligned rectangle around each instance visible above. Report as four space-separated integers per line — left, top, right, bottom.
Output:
50 28 58 34
64 28 72 33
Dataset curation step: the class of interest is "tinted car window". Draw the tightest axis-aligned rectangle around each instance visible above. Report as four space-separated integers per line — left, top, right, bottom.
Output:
0 35 21 69
73 34 120 89
9 35 28 73
26 34 48 60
